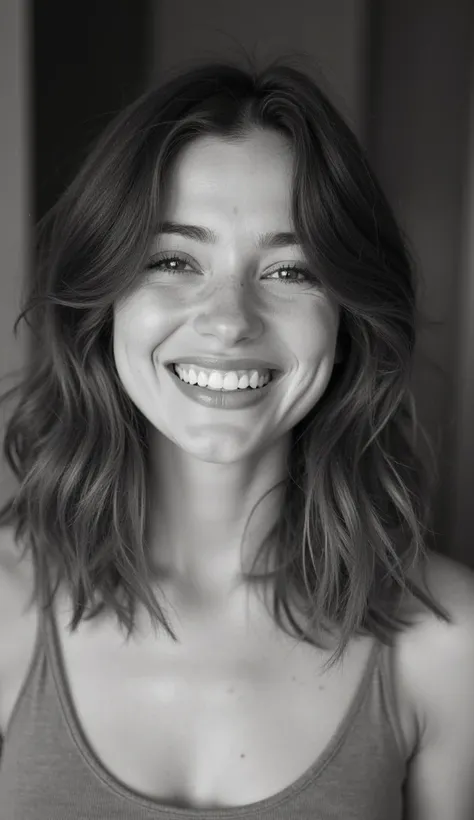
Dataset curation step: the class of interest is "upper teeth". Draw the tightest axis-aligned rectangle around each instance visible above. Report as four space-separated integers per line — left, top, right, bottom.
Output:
173 364 272 391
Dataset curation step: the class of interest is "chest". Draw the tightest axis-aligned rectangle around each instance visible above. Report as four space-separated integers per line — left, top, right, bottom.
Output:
1 594 416 811
72 639 372 806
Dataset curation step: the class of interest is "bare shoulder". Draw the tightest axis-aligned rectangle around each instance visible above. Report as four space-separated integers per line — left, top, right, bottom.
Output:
0 525 37 684
410 548 474 634
403 547 474 666
423 548 474 602
391 551 473 734
0 523 35 598
401 549 474 819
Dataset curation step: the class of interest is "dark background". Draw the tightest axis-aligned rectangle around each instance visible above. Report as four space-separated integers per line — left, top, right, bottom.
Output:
33 0 152 221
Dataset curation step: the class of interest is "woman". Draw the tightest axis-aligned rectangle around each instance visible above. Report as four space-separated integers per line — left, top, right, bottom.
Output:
0 56 473 819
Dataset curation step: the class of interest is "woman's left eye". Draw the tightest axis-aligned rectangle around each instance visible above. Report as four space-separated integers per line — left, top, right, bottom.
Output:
145 254 312 286
262 264 310 285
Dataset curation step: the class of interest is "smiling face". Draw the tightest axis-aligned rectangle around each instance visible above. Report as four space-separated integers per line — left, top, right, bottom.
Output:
113 129 341 464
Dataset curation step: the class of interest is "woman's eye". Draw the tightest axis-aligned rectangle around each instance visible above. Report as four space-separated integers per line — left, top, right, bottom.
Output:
145 254 193 274
145 254 315 288
263 264 311 286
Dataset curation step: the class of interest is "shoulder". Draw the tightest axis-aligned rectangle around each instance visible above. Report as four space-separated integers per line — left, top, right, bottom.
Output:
0 524 35 600
401 549 474 819
403 549 474 731
406 547 474 654
410 548 474 630
0 524 33 612
0 525 37 685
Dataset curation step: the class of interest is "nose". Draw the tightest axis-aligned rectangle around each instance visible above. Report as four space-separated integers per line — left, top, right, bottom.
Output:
192 281 264 347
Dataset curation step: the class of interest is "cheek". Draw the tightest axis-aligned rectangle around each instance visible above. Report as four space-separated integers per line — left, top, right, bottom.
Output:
114 293 172 350
282 300 339 361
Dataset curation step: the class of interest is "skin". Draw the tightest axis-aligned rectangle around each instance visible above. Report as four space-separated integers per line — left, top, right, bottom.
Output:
113 129 341 616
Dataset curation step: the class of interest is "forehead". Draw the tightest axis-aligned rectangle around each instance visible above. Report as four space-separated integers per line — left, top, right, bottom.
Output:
161 131 295 225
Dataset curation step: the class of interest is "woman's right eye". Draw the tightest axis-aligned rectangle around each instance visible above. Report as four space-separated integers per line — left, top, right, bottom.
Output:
145 253 194 274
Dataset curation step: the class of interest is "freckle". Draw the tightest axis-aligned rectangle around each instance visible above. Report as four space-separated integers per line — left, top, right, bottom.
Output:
240 753 245 759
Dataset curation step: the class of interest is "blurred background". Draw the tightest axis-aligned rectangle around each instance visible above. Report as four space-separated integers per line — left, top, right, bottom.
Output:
1 0 473 568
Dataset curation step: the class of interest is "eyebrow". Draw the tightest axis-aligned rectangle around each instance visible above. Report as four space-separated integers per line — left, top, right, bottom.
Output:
156 221 300 249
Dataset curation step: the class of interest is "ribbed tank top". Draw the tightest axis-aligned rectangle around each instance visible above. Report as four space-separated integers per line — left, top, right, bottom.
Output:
0 590 409 820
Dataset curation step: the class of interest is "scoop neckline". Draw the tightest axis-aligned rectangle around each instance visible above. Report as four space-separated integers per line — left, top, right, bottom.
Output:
44 590 381 818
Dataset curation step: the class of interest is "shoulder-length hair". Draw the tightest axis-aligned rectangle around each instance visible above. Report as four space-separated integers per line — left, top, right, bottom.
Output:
0 54 451 672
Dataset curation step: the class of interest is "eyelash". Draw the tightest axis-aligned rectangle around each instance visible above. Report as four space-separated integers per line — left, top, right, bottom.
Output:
145 253 313 286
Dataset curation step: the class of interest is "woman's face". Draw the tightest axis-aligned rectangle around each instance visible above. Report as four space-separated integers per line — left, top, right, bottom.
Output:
113 129 341 463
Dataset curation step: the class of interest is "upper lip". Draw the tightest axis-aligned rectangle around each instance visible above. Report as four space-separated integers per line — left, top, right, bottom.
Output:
165 356 281 372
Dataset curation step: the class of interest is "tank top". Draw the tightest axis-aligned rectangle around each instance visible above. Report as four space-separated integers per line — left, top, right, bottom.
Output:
0 588 409 819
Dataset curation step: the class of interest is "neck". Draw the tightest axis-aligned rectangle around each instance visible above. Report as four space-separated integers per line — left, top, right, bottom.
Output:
144 429 289 599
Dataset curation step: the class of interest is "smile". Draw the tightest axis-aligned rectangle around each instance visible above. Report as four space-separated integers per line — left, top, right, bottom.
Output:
172 363 273 392
166 364 279 410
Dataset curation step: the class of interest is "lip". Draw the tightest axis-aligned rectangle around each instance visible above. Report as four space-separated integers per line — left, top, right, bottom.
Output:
166 363 278 410
164 356 281 373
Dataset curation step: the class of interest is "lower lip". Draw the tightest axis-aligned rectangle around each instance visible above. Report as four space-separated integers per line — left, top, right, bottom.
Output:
166 366 279 409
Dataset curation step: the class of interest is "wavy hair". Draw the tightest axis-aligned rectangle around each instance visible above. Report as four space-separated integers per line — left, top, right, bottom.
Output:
0 53 452 672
